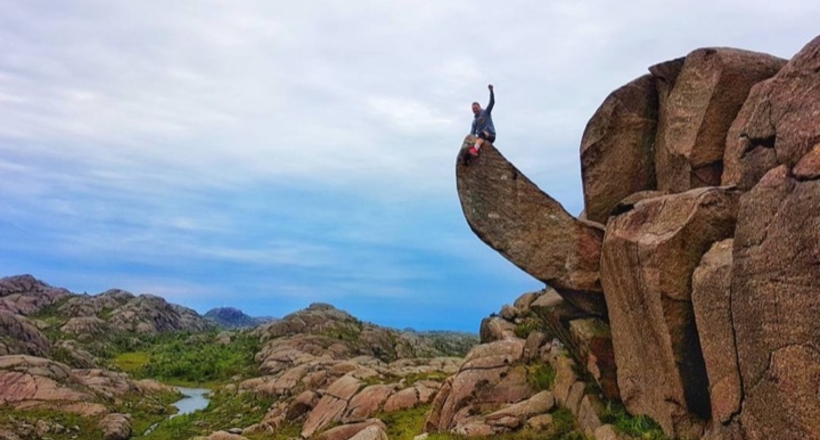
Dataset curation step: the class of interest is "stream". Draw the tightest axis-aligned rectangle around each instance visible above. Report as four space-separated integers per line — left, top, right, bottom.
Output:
143 387 210 435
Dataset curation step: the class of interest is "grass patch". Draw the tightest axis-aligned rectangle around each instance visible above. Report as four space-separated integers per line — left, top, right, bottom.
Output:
112 351 150 373
600 400 670 440
527 363 556 391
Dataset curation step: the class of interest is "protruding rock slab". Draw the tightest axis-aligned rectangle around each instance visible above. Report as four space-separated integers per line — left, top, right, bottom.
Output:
600 187 740 439
654 48 785 193
731 165 820 440
691 239 740 424
581 74 658 224
456 138 606 315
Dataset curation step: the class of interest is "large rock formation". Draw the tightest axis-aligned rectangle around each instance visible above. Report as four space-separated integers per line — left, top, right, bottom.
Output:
653 48 785 193
455 33 820 440
456 137 607 316
0 275 70 316
580 74 659 224
601 187 739 438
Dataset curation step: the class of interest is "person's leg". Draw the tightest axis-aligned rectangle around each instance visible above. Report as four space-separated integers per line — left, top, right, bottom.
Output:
470 132 489 155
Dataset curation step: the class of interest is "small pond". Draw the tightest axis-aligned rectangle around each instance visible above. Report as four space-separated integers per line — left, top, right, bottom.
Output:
172 387 210 417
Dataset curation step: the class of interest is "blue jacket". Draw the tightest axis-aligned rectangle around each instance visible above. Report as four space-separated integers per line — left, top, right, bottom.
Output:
471 89 495 136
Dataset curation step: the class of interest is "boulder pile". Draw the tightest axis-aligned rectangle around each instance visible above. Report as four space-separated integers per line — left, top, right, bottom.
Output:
456 36 820 440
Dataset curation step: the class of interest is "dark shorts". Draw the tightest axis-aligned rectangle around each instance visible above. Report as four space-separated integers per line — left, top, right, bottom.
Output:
478 130 496 143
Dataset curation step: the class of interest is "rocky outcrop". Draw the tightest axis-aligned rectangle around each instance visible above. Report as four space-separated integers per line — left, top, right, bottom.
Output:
730 166 820 440
454 34 820 440
691 239 740 424
653 48 785 193
99 413 132 440
205 307 273 329
601 187 739 438
0 312 51 357
0 275 70 316
106 294 210 334
581 74 658 224
58 290 134 318
456 138 607 316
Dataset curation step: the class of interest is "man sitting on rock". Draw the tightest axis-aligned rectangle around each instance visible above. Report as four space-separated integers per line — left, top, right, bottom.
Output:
469 84 496 156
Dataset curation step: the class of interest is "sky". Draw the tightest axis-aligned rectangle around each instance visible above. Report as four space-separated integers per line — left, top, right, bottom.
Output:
1 1 818 332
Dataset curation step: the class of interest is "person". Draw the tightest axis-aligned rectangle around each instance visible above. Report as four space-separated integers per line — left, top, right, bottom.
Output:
469 84 496 156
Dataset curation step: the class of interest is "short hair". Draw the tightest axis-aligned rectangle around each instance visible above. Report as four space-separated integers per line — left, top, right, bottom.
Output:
472 101 480 106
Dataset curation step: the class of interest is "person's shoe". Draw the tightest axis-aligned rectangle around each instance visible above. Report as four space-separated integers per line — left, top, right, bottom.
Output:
468 147 479 156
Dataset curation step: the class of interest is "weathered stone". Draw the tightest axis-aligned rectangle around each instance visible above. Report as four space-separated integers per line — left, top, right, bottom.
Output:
342 385 393 422
793 143 820 180
601 187 740 438
577 395 603 432
731 165 820 440
60 317 109 339
527 414 553 430
348 425 389 440
485 390 555 422
513 291 541 313
551 355 579 406
479 316 517 343
522 331 546 363
581 74 658 224
301 375 363 438
426 339 529 432
452 419 495 437
691 239 741 424
0 275 70 316
653 48 784 192
456 138 606 315
721 88 779 190
565 381 585 416
499 304 517 321
383 386 419 413
0 312 51 357
190 432 248 440
738 36 820 171
287 390 319 421
99 413 131 440
568 318 619 400
594 424 622 440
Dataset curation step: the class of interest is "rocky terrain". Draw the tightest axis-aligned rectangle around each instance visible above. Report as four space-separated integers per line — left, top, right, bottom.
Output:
456 35 820 440
204 307 277 329
3 35 819 440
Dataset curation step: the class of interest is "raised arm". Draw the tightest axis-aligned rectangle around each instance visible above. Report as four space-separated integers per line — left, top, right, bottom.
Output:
486 84 495 113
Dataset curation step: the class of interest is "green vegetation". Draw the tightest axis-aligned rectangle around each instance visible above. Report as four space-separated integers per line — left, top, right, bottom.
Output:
527 362 557 391
600 400 671 440
140 387 281 440
115 330 262 384
377 403 590 440
513 317 540 339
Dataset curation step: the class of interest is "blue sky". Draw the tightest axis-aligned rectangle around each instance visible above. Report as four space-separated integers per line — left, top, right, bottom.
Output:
1 1 818 331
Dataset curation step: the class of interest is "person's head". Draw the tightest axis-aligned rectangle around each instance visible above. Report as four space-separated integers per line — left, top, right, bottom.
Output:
471 102 481 115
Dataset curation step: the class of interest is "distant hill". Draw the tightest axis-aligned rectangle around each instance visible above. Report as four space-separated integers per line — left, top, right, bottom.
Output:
204 307 276 329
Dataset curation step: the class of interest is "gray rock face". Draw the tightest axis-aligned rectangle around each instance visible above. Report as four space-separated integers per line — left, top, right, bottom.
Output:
106 294 210 334
601 187 740 439
456 137 607 316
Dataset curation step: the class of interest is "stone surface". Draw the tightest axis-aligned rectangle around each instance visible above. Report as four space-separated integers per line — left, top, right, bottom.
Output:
484 390 555 422
342 385 393 422
0 275 70 316
731 165 820 440
348 425 389 440
691 239 741 424
456 137 606 315
479 316 517 343
423 339 529 432
581 74 658 224
738 36 820 171
302 375 364 438
653 48 784 193
313 420 387 440
99 413 131 440
601 187 740 438
568 318 619 400
0 312 51 357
